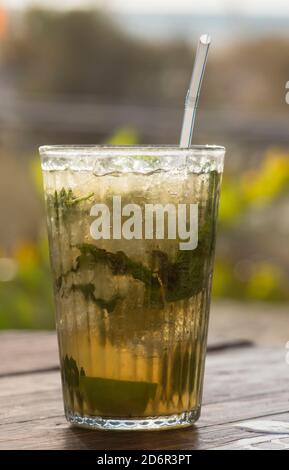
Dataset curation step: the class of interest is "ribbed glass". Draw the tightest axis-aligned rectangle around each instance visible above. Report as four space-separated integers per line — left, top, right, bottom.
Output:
40 145 225 430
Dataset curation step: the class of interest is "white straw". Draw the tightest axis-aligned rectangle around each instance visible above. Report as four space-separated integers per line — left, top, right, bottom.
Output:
180 34 211 148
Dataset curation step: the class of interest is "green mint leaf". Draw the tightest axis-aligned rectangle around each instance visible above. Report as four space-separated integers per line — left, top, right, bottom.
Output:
75 244 163 306
47 188 94 226
71 282 121 313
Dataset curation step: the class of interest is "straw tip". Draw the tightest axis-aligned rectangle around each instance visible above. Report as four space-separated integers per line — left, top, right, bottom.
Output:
200 34 211 45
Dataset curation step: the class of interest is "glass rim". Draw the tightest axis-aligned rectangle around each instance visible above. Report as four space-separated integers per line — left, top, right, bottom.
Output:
39 144 225 158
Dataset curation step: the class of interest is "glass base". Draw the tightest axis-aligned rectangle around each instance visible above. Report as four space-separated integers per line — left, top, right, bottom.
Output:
66 408 201 431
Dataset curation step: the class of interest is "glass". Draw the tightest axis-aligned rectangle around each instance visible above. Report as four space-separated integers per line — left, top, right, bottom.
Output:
40 145 225 431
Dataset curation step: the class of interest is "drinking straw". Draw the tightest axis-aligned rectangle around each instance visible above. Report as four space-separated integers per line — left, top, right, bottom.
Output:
180 34 211 148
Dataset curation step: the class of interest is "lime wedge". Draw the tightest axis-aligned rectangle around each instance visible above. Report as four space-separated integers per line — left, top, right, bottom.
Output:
79 376 157 416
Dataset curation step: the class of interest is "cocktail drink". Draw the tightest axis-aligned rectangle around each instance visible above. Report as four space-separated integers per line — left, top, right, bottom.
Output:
40 145 225 430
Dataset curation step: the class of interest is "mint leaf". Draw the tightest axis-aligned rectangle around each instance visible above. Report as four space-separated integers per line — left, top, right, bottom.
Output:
47 188 94 225
75 244 164 306
52 188 94 208
71 282 121 313
61 354 84 411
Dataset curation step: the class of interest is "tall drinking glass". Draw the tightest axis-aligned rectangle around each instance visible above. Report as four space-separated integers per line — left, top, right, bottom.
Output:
40 145 225 431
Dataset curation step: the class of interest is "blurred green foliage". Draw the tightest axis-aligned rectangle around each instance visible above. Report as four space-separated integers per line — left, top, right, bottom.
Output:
213 148 289 301
219 149 289 226
106 128 139 145
0 133 288 329
0 237 54 329
212 259 288 302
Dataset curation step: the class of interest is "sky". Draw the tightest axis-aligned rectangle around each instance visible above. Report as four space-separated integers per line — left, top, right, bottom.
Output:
2 0 289 16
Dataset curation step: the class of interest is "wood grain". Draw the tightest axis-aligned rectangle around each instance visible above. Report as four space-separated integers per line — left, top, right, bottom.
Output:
1 331 59 376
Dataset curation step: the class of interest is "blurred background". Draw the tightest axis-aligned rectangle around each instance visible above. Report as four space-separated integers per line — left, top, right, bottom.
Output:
0 0 288 332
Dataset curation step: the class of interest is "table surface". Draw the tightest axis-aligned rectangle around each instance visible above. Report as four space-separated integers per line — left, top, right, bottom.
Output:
1 327 289 450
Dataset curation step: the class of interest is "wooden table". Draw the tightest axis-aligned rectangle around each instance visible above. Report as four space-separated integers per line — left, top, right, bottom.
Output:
1 328 289 450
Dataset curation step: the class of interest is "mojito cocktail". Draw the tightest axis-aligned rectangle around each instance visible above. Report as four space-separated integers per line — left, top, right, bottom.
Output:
40 145 225 430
